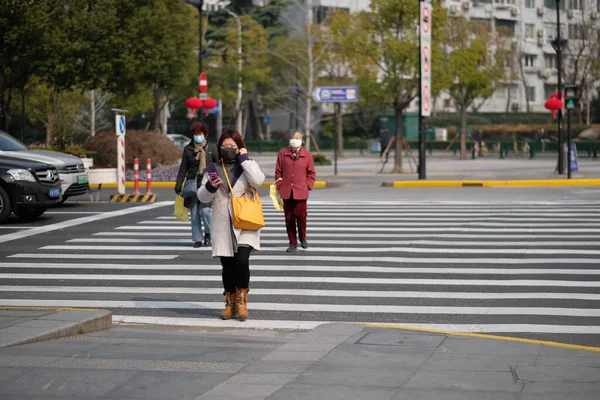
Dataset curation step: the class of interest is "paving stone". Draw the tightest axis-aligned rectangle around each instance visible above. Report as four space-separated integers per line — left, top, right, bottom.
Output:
0 317 26 328
226 372 298 385
11 319 74 329
317 347 431 370
307 323 362 336
261 351 331 362
517 393 600 400
392 388 519 400
0 311 52 318
296 365 413 388
515 366 600 383
0 367 32 385
422 353 537 371
0 355 60 367
357 332 446 348
38 310 108 322
537 346 600 357
240 361 312 374
534 355 600 368
198 383 282 398
0 368 137 397
104 371 229 400
404 370 522 392
439 337 542 356
520 382 600 394
267 383 399 400
276 342 339 352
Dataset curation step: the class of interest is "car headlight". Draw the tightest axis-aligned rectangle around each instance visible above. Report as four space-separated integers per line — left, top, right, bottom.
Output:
6 169 36 182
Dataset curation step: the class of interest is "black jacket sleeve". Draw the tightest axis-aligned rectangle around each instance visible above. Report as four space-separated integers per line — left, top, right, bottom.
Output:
175 147 189 191
209 143 219 163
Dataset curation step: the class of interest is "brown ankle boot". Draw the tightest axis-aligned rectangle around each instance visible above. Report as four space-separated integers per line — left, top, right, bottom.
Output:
235 288 249 321
221 292 236 320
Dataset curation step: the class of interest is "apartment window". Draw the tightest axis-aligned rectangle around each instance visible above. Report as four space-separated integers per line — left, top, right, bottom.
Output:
495 0 516 5
496 19 516 37
525 0 535 7
544 54 557 69
568 24 585 40
545 0 566 8
313 6 349 24
526 86 536 102
569 0 583 9
525 24 536 39
545 85 558 99
524 54 536 67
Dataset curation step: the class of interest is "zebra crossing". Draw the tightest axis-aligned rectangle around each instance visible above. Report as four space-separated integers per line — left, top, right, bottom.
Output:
1 200 600 338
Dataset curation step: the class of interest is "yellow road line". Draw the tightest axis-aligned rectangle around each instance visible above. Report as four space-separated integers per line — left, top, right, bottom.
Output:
361 323 600 353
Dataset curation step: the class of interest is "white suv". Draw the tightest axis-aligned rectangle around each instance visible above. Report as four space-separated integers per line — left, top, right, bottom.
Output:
0 131 89 202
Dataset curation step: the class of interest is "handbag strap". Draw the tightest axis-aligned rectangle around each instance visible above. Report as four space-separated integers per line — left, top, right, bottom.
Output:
222 160 234 194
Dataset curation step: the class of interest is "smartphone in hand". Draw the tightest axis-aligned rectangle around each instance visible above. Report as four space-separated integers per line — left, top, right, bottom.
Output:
207 172 219 181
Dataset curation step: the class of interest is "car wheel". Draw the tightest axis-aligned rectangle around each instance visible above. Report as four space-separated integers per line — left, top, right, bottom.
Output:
14 207 48 220
0 186 12 224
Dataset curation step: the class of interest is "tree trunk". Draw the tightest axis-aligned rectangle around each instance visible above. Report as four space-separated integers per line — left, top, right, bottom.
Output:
304 0 313 151
153 88 161 133
392 105 404 173
519 56 530 113
90 90 96 137
336 103 344 158
0 70 7 131
242 103 249 139
254 91 266 140
46 90 57 145
251 99 264 140
460 106 467 160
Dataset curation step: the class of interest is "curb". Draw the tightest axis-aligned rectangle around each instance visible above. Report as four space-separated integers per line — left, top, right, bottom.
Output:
361 323 600 353
109 194 157 203
382 179 600 188
91 181 342 189
0 308 112 348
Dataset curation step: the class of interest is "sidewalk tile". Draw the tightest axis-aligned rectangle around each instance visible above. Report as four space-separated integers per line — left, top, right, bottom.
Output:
422 353 537 371
267 383 399 400
520 382 600 394
534 355 600 367
104 371 229 400
404 370 522 392
240 361 312 374
515 366 600 383
199 383 282 398
392 389 519 400
226 372 298 385
295 365 414 388
440 337 542 356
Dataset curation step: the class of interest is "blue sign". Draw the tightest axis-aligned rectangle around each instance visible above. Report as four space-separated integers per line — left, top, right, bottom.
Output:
570 144 579 173
264 116 272 126
117 115 126 135
312 86 359 103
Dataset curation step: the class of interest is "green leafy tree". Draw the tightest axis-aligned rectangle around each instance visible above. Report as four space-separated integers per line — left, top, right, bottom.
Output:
441 16 510 159
331 0 446 173
110 0 196 133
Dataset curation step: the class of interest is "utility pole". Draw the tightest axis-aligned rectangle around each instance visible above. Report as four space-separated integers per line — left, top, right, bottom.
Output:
551 0 567 174
185 0 205 121
224 7 243 134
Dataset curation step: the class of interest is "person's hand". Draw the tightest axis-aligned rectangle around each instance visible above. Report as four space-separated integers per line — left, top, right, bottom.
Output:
238 148 248 156
174 188 181 195
209 176 223 187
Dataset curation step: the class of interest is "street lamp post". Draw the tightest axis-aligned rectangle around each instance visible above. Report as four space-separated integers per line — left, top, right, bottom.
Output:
551 0 567 174
185 0 205 121
223 8 243 135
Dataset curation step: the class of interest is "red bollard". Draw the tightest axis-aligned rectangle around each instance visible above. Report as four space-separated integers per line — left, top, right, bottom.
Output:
146 158 153 194
133 158 141 195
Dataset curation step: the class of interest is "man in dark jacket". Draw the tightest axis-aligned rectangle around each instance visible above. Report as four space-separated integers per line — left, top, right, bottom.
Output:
175 121 219 247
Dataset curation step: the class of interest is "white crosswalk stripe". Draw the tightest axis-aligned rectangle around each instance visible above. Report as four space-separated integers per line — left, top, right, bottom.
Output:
1 200 600 338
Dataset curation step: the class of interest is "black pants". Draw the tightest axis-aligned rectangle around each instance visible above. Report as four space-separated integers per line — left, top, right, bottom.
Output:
220 246 252 293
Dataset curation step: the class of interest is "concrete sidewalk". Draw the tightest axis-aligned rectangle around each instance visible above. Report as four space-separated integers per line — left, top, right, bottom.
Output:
1 309 600 399
0 308 111 348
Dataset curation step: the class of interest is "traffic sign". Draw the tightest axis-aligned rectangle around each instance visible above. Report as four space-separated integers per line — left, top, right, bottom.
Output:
199 72 207 93
312 86 359 103
116 115 126 136
420 1 432 117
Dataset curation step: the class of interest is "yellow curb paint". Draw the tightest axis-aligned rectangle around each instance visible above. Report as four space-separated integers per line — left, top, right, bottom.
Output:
361 323 600 353
109 194 157 203
386 179 600 188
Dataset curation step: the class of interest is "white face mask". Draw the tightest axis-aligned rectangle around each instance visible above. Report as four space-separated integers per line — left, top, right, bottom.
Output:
290 139 302 149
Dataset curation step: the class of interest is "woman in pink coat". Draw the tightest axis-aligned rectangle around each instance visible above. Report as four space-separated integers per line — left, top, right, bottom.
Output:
275 130 317 252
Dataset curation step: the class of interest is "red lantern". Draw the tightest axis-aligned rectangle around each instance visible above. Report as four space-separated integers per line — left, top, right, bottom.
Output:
545 98 563 120
185 97 204 119
203 98 217 109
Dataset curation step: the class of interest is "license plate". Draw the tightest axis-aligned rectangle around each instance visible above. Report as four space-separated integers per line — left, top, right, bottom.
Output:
49 188 60 198
78 175 88 184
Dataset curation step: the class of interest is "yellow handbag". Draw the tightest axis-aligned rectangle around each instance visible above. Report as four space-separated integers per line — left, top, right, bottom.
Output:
173 195 189 222
222 162 265 231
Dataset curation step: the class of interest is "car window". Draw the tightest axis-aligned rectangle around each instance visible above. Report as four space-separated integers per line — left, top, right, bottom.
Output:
0 131 28 151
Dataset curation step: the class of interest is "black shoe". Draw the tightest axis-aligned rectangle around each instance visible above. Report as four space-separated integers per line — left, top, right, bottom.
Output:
204 234 211 246
300 240 308 249
286 244 297 252
193 241 203 248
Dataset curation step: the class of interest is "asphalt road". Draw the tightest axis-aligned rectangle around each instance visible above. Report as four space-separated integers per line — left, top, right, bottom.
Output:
1 185 600 347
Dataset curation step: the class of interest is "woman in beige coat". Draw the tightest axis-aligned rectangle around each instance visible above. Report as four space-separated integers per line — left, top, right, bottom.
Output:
197 129 265 321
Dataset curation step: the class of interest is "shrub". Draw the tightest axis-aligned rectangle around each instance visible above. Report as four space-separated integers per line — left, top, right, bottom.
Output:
313 154 331 165
85 130 182 168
